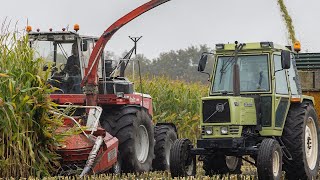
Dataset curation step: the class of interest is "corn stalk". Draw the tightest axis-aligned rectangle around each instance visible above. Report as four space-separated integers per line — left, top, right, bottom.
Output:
135 76 207 141
0 26 66 178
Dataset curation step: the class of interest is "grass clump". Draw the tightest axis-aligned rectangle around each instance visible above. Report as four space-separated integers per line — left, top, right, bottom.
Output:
0 28 63 178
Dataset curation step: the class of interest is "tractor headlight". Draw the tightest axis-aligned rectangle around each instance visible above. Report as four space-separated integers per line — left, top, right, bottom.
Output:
221 127 228 135
216 44 225 50
205 126 213 135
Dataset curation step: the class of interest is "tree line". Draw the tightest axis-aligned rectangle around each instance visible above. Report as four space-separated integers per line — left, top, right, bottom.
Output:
106 44 215 83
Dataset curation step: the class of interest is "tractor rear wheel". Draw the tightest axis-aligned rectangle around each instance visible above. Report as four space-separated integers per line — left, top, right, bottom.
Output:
203 155 242 176
257 138 282 180
101 106 154 173
152 125 177 171
282 103 320 179
170 139 196 177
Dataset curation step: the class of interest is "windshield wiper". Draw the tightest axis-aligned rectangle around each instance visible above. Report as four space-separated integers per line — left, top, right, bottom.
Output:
215 90 229 95
218 53 236 84
57 43 69 61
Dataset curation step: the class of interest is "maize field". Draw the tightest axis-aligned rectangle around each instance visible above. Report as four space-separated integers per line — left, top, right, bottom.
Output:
0 1 316 178
0 28 79 178
136 76 208 141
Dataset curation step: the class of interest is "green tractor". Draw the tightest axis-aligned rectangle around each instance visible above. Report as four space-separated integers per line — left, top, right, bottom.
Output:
170 41 320 179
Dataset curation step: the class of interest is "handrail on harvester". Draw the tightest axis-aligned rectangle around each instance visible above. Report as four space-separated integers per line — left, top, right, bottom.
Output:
81 0 171 88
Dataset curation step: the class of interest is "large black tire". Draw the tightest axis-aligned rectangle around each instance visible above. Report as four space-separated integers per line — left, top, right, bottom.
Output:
257 138 282 180
109 152 121 175
282 103 320 179
152 125 177 171
101 106 155 173
203 155 242 176
170 139 196 177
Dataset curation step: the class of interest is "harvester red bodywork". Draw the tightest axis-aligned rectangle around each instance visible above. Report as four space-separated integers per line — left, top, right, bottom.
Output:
50 0 171 175
81 0 171 107
57 125 118 174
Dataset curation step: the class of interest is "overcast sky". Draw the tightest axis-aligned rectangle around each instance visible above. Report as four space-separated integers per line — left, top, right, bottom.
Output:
0 0 319 59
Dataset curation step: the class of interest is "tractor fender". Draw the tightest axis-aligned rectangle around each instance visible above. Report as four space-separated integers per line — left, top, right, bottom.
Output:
292 95 315 105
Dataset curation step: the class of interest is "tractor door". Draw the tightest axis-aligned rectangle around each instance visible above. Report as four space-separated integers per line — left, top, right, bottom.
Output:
273 54 291 132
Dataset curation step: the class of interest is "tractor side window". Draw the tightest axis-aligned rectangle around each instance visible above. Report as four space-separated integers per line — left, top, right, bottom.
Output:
288 54 299 95
274 55 289 94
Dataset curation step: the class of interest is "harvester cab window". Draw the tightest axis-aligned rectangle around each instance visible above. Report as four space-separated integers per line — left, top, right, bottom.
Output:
33 41 54 62
31 39 82 94
212 55 269 93
80 38 103 78
80 38 94 68
53 42 82 94
274 55 289 94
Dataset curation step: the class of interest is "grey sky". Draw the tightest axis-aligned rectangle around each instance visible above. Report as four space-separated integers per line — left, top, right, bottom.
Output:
1 0 319 58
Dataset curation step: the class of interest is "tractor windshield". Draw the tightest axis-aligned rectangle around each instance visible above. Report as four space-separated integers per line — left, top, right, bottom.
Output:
212 55 270 93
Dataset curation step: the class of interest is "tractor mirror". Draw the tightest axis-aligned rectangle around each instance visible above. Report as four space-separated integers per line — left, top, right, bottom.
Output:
281 50 291 69
81 40 88 51
198 54 208 72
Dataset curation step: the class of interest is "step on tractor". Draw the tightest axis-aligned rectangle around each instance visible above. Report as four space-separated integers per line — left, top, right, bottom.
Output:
170 41 320 179
26 0 176 176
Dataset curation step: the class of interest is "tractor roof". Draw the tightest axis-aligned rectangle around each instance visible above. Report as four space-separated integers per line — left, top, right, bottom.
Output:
28 31 99 41
215 42 291 53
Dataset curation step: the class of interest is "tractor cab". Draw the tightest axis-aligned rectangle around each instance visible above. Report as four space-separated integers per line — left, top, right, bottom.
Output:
197 42 301 138
27 26 101 94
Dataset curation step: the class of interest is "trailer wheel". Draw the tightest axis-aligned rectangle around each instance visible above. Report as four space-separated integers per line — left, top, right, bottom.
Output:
282 103 319 179
152 125 177 171
101 107 154 173
257 138 282 180
170 139 196 177
203 155 242 176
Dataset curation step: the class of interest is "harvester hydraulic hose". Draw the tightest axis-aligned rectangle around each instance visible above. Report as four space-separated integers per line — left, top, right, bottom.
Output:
80 136 104 178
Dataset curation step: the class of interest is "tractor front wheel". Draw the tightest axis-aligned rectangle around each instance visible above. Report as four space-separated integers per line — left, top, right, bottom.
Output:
152 125 177 171
170 139 196 177
257 138 282 180
203 155 242 176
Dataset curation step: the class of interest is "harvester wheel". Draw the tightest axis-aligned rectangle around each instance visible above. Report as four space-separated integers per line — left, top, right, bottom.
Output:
109 152 121 174
152 125 177 171
170 139 196 177
257 138 282 180
282 103 320 179
101 107 154 173
203 155 242 176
